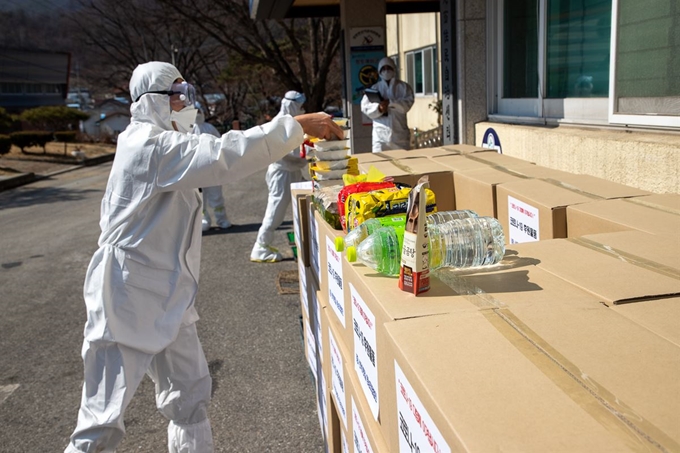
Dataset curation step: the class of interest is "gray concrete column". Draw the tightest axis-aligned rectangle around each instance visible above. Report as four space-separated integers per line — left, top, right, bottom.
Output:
340 0 386 154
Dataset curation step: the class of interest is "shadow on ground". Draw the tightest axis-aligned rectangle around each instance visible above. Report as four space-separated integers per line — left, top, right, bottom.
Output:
202 220 293 236
0 184 100 210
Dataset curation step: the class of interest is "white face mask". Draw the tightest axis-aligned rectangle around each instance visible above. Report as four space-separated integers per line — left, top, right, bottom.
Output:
381 69 395 81
171 106 198 133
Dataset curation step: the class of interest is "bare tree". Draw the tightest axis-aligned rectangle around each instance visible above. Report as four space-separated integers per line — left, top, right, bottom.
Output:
155 0 343 113
69 0 228 97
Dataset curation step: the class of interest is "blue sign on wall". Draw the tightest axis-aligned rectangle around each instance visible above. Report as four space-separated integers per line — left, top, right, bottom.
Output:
481 128 502 154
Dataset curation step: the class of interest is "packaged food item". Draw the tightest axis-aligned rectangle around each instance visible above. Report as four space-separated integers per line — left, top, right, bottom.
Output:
312 157 358 172
309 148 349 161
346 185 436 232
314 139 350 151
312 184 344 230
337 181 396 232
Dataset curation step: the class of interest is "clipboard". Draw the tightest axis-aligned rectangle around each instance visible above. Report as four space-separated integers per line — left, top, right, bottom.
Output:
364 89 383 104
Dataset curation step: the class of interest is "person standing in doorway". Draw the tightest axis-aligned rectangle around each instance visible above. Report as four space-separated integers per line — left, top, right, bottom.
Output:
361 56 415 153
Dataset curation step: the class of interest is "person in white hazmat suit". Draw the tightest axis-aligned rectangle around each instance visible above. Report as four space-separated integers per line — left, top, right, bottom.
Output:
250 91 308 263
193 109 233 231
64 62 343 453
360 57 415 153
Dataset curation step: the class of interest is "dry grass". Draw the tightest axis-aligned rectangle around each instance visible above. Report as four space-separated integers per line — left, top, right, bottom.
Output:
2 142 116 163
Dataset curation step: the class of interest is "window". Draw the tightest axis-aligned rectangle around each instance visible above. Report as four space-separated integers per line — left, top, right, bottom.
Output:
406 46 438 95
493 0 612 121
25 83 44 94
0 82 23 94
493 0 678 127
609 0 680 127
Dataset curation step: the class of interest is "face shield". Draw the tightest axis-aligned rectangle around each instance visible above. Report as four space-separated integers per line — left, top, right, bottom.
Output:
135 81 197 108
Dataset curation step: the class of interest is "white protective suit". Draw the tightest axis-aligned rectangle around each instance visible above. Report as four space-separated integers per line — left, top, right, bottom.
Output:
360 57 415 153
251 93 307 262
194 111 232 231
65 62 303 453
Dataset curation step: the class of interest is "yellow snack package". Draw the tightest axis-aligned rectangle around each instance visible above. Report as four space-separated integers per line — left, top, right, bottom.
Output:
342 165 387 185
346 186 437 230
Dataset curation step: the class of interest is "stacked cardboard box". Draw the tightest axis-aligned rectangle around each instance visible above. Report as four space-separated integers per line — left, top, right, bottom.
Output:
295 147 679 452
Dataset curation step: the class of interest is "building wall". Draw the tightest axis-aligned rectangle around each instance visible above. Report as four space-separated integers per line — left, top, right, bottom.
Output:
475 122 680 194
386 12 440 133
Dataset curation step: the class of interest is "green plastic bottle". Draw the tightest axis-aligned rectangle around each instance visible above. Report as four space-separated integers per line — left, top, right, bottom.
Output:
335 215 406 252
346 226 404 276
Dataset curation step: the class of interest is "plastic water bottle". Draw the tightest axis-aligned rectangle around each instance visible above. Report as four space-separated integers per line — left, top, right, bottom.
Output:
336 210 478 252
346 216 505 276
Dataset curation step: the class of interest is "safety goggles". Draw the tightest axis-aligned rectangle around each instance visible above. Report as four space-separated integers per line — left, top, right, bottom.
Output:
135 81 197 107
285 91 306 105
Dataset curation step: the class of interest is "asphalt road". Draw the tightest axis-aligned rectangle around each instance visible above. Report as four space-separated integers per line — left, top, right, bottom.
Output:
0 162 323 452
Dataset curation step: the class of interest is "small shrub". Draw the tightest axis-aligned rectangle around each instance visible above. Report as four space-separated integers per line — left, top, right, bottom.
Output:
0 134 11 155
9 131 53 153
55 131 77 155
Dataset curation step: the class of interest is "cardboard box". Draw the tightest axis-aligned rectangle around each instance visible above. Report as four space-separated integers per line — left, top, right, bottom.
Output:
342 259 473 426
325 304 352 436
579 230 680 274
379 278 680 453
352 152 387 165
292 183 313 267
309 201 322 286
612 296 680 345
345 355 390 452
356 160 416 187
314 210 352 342
392 157 455 211
543 173 650 199
431 154 496 173
634 193 680 211
496 178 594 243
510 238 680 305
566 197 680 238
298 258 313 322
377 147 457 160
439 143 490 154
453 166 532 218
465 150 536 166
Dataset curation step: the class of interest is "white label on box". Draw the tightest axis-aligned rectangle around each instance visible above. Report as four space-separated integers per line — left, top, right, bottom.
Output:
352 396 375 453
326 236 346 328
350 283 379 420
329 326 347 429
341 429 350 453
291 181 314 190
313 291 323 362
508 196 540 244
395 361 451 453
299 260 309 319
305 322 317 380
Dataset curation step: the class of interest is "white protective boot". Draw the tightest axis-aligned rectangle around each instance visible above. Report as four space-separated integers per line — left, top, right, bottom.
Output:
202 211 211 232
213 206 232 229
167 418 214 453
250 243 282 263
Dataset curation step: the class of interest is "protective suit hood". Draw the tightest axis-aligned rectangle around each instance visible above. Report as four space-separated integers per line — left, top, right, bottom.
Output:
129 61 183 131
378 57 397 74
279 96 303 117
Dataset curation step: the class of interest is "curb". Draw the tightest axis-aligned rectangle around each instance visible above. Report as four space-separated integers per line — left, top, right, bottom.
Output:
0 153 115 192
